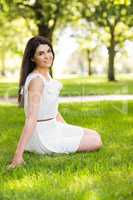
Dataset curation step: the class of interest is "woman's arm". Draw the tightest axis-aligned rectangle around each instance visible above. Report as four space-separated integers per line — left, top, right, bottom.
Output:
7 77 44 169
56 112 66 123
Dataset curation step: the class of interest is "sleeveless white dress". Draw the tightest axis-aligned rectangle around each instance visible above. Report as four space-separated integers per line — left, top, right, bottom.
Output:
24 72 84 155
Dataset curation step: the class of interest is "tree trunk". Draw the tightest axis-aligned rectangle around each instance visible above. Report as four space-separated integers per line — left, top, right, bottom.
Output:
38 24 53 78
1 69 6 76
38 24 52 41
33 0 53 77
38 24 53 77
88 58 92 76
87 50 92 76
107 26 116 81
0 52 6 77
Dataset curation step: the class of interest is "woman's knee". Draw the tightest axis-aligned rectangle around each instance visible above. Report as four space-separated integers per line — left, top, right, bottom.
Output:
95 132 103 149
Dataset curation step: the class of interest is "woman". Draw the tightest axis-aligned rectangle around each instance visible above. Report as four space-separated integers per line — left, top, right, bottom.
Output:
7 36 102 169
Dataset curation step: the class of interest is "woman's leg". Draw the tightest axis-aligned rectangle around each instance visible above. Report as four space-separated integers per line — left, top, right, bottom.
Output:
76 128 103 152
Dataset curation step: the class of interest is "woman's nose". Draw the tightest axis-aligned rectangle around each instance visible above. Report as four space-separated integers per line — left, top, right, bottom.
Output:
43 53 49 59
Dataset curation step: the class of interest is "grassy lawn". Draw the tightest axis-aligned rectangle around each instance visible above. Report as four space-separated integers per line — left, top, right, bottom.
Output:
0 74 133 97
0 101 132 200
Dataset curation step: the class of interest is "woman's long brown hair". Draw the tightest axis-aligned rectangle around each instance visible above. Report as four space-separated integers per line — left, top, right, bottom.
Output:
18 36 55 107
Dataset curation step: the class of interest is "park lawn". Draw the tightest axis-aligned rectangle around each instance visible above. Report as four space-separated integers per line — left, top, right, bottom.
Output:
0 101 132 200
0 74 133 97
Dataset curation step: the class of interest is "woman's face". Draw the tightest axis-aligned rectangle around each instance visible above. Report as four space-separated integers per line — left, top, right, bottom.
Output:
32 44 54 68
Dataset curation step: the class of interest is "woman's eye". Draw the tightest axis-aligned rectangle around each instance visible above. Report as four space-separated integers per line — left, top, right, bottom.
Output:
48 49 52 53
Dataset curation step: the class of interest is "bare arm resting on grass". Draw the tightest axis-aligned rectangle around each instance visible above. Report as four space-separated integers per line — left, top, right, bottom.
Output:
7 77 44 169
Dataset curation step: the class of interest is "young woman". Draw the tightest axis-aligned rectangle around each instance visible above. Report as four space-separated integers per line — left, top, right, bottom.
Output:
7 36 102 169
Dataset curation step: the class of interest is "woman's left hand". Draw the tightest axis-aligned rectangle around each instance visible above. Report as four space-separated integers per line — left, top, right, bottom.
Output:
6 156 26 170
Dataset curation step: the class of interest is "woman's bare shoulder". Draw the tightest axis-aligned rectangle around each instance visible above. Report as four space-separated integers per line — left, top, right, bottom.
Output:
28 76 44 92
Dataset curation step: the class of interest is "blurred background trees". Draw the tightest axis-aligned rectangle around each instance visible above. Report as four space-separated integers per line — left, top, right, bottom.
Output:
0 0 133 81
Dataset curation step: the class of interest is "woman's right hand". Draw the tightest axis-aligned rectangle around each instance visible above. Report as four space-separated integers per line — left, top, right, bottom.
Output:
7 156 26 170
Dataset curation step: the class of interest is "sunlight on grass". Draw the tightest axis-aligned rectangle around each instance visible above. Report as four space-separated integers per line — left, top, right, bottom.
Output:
0 74 133 97
0 101 133 200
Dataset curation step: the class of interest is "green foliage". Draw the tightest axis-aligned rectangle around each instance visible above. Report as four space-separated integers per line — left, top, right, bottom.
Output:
0 17 37 74
81 0 133 47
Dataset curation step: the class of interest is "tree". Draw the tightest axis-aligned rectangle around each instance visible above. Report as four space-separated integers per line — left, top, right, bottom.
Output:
80 0 133 81
3 0 74 77
72 21 101 76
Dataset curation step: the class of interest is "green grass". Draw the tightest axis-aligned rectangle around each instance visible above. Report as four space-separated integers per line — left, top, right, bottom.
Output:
60 74 133 96
0 82 18 97
0 101 133 200
0 74 133 97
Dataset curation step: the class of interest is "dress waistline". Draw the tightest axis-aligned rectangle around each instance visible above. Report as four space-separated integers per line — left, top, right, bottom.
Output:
37 117 54 122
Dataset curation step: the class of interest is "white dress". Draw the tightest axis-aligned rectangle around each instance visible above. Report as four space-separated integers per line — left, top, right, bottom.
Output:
24 72 84 155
